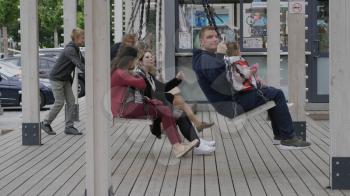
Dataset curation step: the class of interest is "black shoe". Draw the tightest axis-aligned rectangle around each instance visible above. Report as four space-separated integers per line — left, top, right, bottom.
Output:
40 122 56 135
279 137 311 150
150 125 161 139
64 126 82 135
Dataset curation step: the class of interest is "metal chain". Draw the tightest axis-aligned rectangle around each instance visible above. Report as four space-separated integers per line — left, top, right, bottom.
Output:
127 0 141 33
202 0 221 40
202 0 213 26
146 0 151 26
138 0 146 40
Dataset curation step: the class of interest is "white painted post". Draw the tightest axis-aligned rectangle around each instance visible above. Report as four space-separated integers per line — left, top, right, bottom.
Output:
288 0 306 121
114 0 123 43
163 0 175 80
159 0 166 81
329 0 350 189
63 0 79 121
288 0 306 140
63 0 77 45
20 0 40 145
85 0 112 195
267 0 280 87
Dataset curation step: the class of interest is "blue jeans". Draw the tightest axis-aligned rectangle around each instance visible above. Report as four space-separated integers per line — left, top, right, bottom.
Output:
213 87 295 139
235 87 295 139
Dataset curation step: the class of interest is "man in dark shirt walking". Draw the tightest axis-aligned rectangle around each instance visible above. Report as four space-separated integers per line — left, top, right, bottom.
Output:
41 28 85 135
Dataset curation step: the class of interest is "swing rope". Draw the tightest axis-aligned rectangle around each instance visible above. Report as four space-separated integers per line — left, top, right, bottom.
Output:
202 0 221 39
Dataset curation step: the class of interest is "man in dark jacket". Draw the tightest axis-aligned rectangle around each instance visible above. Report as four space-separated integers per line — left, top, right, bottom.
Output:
41 28 85 135
193 26 310 150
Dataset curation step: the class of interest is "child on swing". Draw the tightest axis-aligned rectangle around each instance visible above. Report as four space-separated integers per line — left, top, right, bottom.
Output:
224 42 264 92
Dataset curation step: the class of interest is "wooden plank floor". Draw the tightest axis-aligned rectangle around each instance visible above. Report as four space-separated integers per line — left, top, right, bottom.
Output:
1 101 350 196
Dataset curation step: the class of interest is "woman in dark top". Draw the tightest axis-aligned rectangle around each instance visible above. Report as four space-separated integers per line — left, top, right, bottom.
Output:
137 50 216 155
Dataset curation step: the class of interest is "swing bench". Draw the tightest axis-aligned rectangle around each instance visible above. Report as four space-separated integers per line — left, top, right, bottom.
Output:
228 101 276 126
228 101 294 127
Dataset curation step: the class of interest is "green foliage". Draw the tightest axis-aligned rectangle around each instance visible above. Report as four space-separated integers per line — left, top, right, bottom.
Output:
38 0 63 30
0 0 19 27
7 0 84 48
0 0 20 48
77 0 84 29
38 0 63 47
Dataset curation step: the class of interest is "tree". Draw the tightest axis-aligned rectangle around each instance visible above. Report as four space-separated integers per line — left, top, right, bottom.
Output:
0 0 20 56
38 0 63 48
77 0 84 29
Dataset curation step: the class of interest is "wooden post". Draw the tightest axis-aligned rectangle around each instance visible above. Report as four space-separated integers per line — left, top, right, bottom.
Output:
155 0 163 81
160 0 166 81
85 0 112 195
329 0 350 189
20 0 41 145
63 0 79 121
267 0 280 88
63 0 77 45
163 0 175 80
114 0 123 43
288 0 306 140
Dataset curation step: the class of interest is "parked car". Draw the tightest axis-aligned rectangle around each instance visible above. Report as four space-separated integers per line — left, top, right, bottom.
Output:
39 47 85 58
0 58 22 76
0 68 54 109
39 47 64 57
0 55 85 98
0 56 57 79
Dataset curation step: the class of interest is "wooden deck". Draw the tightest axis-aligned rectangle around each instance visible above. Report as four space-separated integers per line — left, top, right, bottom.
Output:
0 102 350 196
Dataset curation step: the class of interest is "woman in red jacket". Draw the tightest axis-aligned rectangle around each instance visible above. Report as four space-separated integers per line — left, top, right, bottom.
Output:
111 53 199 158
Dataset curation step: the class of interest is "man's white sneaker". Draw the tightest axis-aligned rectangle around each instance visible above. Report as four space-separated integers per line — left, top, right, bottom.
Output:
200 139 216 147
194 143 215 155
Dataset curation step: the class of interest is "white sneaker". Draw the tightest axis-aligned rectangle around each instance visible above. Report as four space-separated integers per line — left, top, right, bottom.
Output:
194 143 215 155
200 139 216 147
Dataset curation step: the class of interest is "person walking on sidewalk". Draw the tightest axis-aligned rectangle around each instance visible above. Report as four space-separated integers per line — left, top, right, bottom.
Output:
41 28 85 135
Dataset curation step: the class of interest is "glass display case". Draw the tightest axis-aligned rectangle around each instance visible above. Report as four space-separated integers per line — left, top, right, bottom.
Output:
240 0 289 51
177 3 237 51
